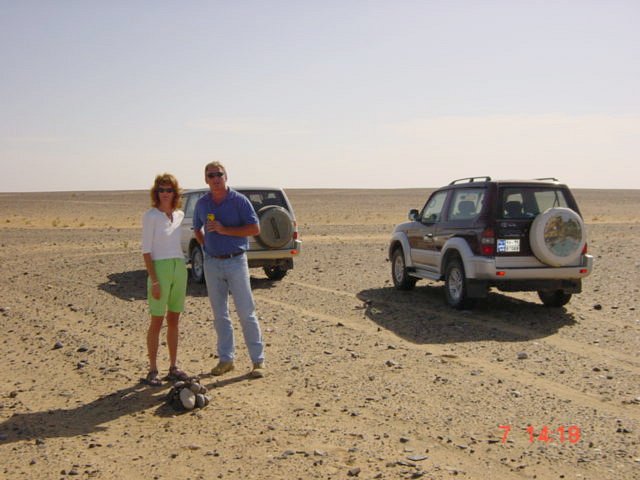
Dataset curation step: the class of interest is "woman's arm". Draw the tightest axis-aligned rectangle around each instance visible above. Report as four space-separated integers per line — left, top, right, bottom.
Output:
143 252 161 300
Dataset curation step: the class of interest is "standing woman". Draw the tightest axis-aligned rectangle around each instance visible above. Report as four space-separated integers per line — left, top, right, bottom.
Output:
141 173 190 386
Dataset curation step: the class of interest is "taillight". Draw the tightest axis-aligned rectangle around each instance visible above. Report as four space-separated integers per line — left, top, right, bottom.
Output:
293 221 298 240
480 227 495 256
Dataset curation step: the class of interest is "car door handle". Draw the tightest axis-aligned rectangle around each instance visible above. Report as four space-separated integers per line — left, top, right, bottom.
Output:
423 234 433 240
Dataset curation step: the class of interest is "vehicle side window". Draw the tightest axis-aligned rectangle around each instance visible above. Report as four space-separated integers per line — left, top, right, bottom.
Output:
184 192 206 219
184 195 196 219
449 189 484 220
420 191 448 223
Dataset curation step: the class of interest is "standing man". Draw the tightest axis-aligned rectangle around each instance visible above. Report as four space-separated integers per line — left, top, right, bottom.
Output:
193 161 265 378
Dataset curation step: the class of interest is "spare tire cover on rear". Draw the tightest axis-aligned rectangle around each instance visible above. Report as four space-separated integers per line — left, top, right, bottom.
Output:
529 207 586 267
256 206 294 248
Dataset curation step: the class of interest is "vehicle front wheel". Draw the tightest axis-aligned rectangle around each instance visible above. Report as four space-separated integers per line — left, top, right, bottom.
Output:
391 248 417 290
444 258 475 309
190 247 205 284
538 290 572 307
263 265 288 281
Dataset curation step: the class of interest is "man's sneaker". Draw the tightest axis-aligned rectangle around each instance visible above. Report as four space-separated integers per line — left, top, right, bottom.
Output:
250 362 265 378
211 361 235 376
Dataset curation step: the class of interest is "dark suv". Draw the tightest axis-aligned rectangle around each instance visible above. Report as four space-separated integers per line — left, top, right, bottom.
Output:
388 177 593 309
181 187 301 282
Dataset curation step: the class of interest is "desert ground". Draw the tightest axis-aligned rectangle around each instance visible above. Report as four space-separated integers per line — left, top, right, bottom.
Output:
0 188 638 480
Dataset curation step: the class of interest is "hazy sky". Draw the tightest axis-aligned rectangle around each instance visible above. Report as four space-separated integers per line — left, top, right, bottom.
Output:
1 1 638 192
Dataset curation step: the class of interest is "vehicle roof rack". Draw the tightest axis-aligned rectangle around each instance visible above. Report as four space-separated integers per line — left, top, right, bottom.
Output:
534 177 559 182
449 176 491 185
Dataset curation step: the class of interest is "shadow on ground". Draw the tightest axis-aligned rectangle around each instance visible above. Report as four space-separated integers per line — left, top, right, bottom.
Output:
99 270 278 301
0 382 172 445
357 285 577 344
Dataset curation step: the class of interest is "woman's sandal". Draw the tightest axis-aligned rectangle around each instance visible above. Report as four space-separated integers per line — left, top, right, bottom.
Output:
167 366 190 382
144 370 162 387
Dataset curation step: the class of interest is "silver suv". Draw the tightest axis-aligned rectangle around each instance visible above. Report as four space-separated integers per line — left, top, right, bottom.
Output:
181 187 301 282
389 177 594 309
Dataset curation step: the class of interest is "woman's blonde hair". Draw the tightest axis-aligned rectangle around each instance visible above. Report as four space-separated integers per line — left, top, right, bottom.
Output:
150 173 182 209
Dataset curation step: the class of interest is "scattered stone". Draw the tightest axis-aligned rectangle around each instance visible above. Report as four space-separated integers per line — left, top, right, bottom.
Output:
407 454 428 461
517 352 528 360
399 436 410 443
593 304 603 310
53 341 63 350
347 467 361 476
77 346 89 353
165 378 210 412
385 360 398 367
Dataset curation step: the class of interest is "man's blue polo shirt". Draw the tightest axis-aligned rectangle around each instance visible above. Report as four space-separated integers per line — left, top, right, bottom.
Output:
193 188 259 257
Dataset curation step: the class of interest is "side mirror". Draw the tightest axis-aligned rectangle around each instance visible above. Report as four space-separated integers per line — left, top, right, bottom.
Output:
408 209 420 221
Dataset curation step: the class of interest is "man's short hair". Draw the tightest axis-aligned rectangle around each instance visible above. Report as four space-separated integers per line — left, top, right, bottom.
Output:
204 161 226 175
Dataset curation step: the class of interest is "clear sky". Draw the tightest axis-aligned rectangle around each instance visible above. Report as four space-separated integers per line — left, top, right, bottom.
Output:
1 0 638 192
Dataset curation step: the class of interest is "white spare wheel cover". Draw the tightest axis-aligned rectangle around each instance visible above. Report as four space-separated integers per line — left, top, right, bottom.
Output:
257 206 294 248
529 207 585 267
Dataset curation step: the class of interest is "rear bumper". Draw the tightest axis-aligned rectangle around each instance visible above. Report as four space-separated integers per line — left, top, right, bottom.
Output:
467 254 593 280
246 239 302 268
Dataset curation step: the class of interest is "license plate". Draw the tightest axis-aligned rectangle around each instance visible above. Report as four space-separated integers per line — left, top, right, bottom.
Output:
497 239 520 253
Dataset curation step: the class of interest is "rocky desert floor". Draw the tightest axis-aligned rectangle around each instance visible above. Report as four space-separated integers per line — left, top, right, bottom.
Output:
0 188 638 480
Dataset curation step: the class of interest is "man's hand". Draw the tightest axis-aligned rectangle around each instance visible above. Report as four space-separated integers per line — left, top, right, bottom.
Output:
206 219 226 234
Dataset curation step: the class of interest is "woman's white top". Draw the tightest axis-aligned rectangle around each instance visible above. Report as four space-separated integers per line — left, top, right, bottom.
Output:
141 208 185 260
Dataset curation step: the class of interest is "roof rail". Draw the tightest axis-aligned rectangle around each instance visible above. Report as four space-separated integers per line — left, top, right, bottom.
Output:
534 177 559 182
449 176 491 185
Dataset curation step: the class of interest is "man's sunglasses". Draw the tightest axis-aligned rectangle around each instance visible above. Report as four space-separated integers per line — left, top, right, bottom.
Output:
207 172 225 178
157 187 174 193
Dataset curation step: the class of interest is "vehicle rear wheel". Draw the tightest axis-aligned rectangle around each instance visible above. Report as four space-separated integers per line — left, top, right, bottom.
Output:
391 248 417 290
263 265 288 281
538 290 572 307
444 258 475 309
190 246 205 284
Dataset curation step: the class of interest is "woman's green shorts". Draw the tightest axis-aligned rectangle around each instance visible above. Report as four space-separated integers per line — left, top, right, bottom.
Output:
147 258 187 316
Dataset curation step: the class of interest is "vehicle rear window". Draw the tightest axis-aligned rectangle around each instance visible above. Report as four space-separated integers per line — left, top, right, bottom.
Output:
240 190 288 213
499 187 570 219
